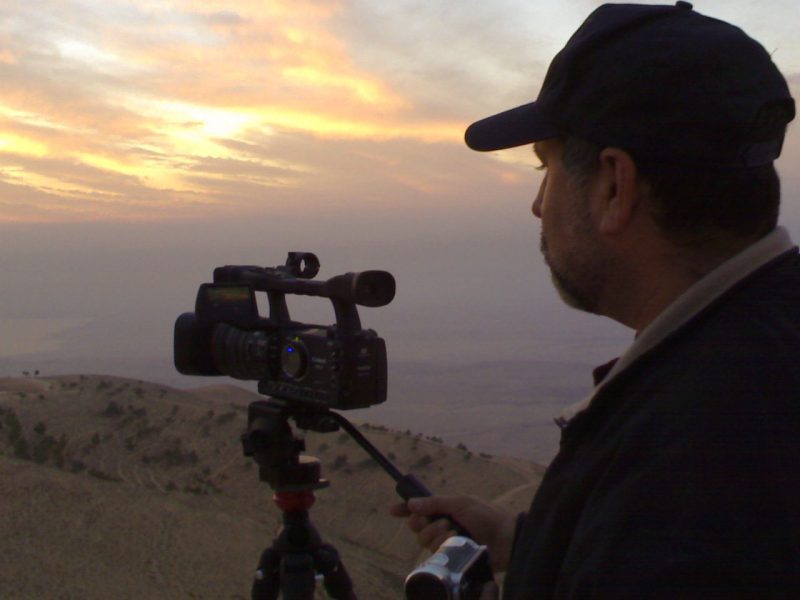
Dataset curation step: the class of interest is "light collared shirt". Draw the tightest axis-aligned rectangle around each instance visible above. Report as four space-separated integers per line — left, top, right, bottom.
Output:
556 226 796 426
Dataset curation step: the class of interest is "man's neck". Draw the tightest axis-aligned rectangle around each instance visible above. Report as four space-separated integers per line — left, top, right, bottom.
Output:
603 236 762 334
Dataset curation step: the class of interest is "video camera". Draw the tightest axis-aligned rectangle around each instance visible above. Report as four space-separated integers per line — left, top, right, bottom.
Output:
173 252 395 411
173 253 494 599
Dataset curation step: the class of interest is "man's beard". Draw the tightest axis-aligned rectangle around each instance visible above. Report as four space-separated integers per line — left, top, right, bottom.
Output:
540 231 604 315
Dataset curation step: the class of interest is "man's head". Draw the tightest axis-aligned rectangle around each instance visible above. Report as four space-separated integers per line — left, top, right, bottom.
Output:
465 3 796 326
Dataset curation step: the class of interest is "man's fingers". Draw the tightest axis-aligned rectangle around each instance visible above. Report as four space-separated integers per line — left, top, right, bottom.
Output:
390 498 447 519
407 496 458 516
407 512 430 532
427 530 456 552
418 518 454 550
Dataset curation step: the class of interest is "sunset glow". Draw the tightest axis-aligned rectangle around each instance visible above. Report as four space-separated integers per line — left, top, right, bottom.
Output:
0 1 466 222
1 1 798 223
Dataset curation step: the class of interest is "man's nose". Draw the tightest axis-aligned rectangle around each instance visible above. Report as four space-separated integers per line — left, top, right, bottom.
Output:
532 183 543 218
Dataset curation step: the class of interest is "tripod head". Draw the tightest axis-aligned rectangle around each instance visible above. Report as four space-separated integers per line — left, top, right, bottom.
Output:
241 399 338 493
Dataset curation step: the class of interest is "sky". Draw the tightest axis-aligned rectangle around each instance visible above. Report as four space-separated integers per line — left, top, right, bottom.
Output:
2 1 800 459
2 0 796 224
0 0 544 222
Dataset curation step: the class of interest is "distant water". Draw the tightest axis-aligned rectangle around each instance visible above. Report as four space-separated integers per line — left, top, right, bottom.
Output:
352 359 595 465
2 298 630 466
1 348 601 465
1 318 91 358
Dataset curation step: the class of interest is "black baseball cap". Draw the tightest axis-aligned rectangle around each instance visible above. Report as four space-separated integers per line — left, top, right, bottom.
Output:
465 2 796 169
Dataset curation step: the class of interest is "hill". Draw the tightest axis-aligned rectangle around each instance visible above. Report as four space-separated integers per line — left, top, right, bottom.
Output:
0 374 544 599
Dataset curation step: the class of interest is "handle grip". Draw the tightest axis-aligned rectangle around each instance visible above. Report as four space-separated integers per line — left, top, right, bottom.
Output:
395 474 473 538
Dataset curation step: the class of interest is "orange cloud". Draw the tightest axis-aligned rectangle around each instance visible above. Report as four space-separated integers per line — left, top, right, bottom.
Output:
0 49 16 65
0 0 472 223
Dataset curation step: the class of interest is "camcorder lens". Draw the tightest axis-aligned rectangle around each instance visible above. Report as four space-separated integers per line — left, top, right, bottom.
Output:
210 324 271 380
281 340 308 380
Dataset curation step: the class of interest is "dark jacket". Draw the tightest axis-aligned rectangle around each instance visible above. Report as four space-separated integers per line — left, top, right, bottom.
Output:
503 249 800 599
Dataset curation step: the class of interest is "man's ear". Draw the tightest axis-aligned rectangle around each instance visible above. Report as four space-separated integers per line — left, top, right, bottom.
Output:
593 148 640 235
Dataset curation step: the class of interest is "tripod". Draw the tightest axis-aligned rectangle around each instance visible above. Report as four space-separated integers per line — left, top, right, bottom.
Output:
242 399 356 600
241 398 470 600
250 489 356 600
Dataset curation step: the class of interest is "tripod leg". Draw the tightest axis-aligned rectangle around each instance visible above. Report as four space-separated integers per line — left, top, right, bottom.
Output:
280 553 317 600
316 543 357 600
251 547 282 600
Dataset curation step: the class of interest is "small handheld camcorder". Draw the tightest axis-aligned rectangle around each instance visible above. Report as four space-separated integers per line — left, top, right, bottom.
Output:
174 252 395 411
405 536 494 600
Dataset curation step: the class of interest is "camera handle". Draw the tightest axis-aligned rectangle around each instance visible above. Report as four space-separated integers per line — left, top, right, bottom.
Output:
328 412 473 538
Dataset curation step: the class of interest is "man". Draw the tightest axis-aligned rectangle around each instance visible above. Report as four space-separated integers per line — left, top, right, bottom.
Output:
392 2 798 598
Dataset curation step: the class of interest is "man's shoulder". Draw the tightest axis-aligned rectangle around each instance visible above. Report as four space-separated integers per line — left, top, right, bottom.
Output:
720 246 800 312
578 249 800 429
678 247 800 362
644 248 800 374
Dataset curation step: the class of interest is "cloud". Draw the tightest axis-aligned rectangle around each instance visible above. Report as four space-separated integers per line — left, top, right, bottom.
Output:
330 1 595 121
0 0 492 222
201 11 247 27
3 0 796 223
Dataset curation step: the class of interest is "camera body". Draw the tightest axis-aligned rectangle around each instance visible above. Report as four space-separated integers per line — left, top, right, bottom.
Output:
174 252 394 411
405 536 494 600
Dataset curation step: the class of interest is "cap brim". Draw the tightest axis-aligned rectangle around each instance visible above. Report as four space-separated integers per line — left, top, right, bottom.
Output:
464 102 559 151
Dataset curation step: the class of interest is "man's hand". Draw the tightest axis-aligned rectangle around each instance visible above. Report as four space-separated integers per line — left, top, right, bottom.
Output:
389 495 517 572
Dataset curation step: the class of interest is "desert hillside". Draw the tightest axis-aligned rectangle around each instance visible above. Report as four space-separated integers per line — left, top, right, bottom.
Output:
0 374 544 599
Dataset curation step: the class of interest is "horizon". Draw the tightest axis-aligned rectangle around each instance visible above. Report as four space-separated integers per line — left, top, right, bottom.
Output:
2 1 800 462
